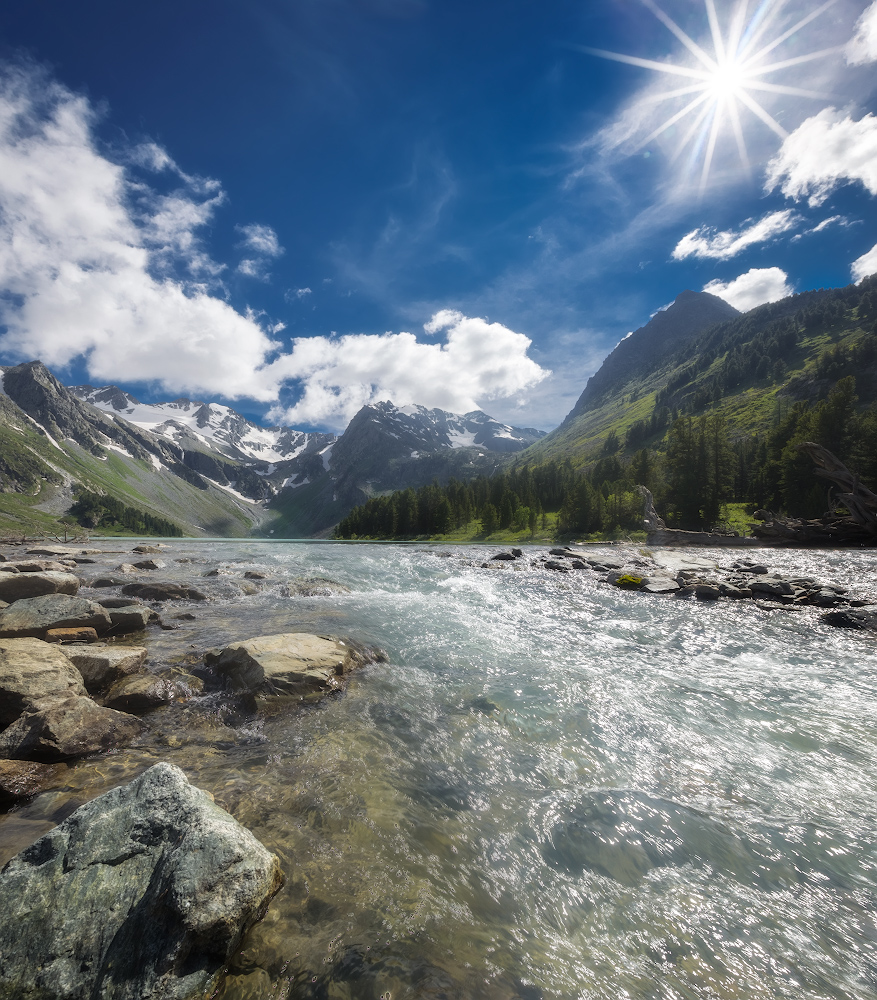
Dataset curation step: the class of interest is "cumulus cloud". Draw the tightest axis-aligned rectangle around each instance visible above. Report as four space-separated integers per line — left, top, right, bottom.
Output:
852 242 877 282
672 211 799 261
0 64 548 432
765 109 877 206
0 64 281 400
703 268 793 312
265 310 549 430
846 0 877 64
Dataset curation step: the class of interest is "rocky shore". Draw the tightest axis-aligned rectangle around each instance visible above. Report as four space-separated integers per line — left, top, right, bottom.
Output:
0 539 386 999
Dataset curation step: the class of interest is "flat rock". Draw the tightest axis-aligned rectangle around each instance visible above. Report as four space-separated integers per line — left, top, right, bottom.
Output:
45 627 99 644
821 608 877 631
750 579 794 597
0 695 145 762
0 595 111 640
131 543 168 553
0 571 80 603
64 645 147 693
0 637 87 729
86 576 130 588
103 672 204 714
0 762 284 1000
0 759 63 806
7 560 73 574
121 582 207 602
642 577 680 593
205 632 373 698
25 546 80 557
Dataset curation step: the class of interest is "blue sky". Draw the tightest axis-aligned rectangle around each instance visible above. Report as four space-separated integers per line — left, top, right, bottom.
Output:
1 0 876 431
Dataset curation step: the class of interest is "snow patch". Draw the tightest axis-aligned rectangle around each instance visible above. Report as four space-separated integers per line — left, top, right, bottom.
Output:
320 443 334 471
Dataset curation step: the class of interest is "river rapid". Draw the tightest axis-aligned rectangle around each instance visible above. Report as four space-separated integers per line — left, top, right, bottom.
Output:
2 540 877 1000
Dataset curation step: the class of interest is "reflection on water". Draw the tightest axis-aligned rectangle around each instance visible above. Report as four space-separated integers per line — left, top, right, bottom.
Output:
2 541 877 999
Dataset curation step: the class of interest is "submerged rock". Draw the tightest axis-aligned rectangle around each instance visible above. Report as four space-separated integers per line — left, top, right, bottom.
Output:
285 577 351 597
0 595 111 640
0 759 63 806
0 762 284 1000
205 632 379 699
821 608 877 631
103 672 204 714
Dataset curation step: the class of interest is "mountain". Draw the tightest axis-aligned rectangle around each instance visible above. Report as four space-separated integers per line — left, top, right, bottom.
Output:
563 290 740 423
0 362 545 537
526 278 877 467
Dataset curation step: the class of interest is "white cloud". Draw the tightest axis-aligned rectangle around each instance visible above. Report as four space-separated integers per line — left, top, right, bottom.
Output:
765 109 877 207
672 210 799 261
265 310 549 431
703 268 793 312
846 0 877 64
852 242 877 282
236 223 284 258
0 64 281 400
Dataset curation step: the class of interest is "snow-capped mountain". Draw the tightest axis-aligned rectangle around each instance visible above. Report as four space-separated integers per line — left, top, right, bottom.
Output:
71 386 335 465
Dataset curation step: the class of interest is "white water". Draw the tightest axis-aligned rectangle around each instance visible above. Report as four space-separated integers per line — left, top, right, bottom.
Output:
4 541 877 998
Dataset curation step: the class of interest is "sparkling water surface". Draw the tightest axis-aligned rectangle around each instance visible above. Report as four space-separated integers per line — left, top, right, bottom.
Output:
2 541 877 999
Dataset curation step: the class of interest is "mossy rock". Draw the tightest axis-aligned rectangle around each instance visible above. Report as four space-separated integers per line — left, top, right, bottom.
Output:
614 574 644 590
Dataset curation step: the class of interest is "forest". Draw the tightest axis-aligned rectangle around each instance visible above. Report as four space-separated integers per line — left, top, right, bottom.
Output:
65 489 184 537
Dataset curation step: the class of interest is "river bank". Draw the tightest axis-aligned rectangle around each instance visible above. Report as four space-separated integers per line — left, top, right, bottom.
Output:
2 539 877 999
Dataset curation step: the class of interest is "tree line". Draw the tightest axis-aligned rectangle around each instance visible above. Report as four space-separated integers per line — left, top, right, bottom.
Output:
334 374 877 539
66 490 184 537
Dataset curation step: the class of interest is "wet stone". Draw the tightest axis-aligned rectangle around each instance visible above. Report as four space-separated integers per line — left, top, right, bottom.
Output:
103 671 204 714
44 627 99 644
120 582 207 602
132 559 166 570
0 759 63 806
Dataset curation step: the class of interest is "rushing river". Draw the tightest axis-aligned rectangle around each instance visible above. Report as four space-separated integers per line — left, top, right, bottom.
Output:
2 541 877 999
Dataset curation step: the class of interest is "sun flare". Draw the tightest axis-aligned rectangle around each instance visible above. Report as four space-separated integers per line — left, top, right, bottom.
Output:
584 0 840 191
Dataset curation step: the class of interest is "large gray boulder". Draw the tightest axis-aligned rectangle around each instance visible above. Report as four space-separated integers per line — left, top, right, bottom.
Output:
205 632 374 698
0 595 111 639
0 762 284 1000
0 638 87 728
0 571 80 603
64 645 147 693
121 582 207 602
0 696 145 762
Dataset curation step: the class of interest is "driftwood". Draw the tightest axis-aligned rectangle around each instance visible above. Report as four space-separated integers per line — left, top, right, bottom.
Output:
752 442 877 546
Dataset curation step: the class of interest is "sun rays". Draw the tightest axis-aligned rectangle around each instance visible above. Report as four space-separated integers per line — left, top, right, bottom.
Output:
583 0 841 191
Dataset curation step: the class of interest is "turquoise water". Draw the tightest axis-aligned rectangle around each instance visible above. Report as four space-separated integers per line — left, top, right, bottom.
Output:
3 541 877 999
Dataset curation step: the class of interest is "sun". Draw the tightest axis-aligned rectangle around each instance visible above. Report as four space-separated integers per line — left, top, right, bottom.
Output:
583 0 841 191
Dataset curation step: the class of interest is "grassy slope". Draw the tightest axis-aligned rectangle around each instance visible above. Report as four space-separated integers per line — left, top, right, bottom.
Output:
0 417 265 537
522 300 875 468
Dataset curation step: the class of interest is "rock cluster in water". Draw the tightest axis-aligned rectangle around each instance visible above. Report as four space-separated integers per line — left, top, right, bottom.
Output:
482 545 876 618
0 539 383 998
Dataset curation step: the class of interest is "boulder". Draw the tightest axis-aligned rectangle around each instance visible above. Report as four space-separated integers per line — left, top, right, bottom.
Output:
243 571 266 580
108 606 153 633
0 571 80 603
0 595 111 639
821 608 877 631
7 560 73 574
750 579 794 598
549 548 571 557
491 552 516 561
131 543 168 553
204 632 374 698
64 645 147 693
607 570 646 588
285 577 351 597
0 762 284 1000
0 759 62 806
0 638 87 729
718 583 752 599
45 627 99 644
0 696 145 762
132 559 166 570
544 560 570 572
103 672 204 714
115 563 139 574
121 582 207 602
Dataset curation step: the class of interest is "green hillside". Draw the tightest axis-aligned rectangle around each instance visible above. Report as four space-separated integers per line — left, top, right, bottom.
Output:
528 278 877 467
